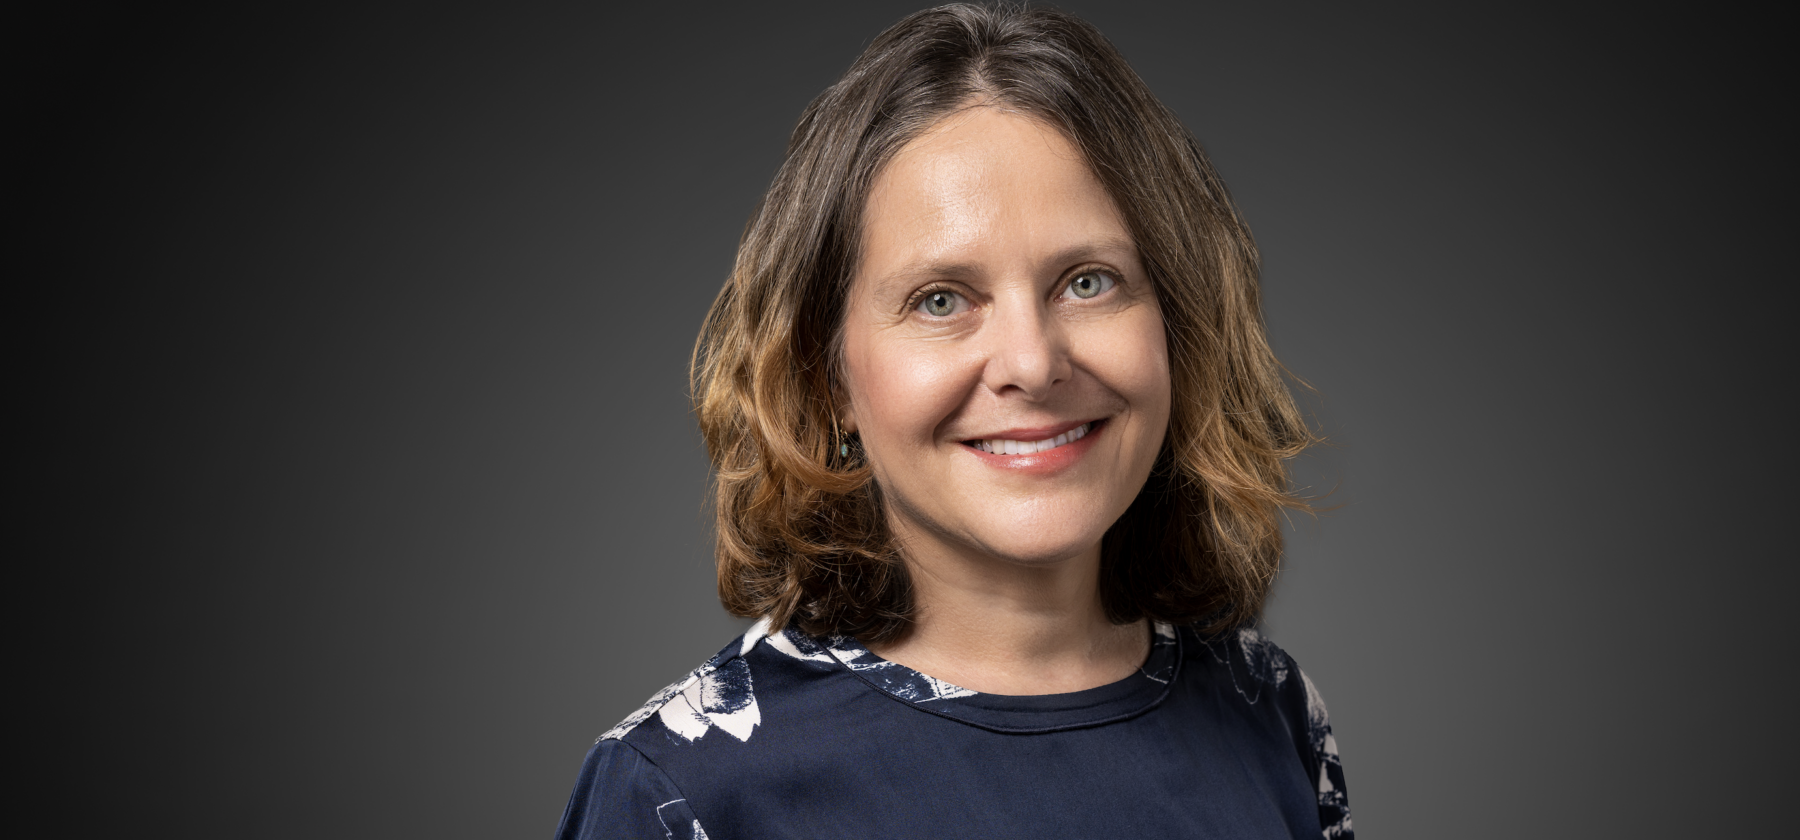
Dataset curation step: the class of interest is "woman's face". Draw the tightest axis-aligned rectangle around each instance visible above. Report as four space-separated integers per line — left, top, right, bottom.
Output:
840 106 1171 569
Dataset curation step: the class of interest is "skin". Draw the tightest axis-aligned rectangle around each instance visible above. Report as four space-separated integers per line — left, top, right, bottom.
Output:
839 105 1172 695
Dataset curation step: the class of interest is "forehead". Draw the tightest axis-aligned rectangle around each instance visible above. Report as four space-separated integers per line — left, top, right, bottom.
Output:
857 107 1135 288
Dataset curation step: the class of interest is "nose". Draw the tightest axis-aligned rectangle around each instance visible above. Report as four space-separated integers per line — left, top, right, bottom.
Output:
980 293 1072 399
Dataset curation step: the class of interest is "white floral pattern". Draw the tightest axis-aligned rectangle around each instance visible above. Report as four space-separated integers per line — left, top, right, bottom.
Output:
1139 622 1179 684
655 799 708 840
763 622 981 701
602 619 776 744
656 656 759 742
1301 669 1352 838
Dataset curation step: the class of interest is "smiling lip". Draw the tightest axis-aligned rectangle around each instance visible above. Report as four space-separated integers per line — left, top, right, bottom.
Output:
961 419 1105 472
965 420 1094 455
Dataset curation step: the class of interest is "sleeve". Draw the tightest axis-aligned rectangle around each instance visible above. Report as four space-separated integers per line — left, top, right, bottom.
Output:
1293 664 1353 840
553 738 707 840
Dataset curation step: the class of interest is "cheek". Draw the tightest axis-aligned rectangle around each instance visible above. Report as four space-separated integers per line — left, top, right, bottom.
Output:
1095 315 1172 479
1139 327 1173 425
843 332 976 446
1091 310 1172 425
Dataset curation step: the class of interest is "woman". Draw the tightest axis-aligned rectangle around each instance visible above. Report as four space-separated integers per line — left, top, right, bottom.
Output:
556 5 1350 838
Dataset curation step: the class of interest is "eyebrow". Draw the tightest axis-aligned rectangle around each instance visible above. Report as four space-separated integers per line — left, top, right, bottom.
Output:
875 235 1139 289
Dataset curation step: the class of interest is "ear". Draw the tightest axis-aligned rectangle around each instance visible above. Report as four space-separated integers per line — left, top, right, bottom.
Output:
839 400 858 435
831 369 858 434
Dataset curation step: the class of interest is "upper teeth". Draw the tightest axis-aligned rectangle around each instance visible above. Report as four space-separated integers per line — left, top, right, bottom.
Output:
973 423 1090 455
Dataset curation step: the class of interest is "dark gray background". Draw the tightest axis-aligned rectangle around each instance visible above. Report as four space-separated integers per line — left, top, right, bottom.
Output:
27 2 1790 837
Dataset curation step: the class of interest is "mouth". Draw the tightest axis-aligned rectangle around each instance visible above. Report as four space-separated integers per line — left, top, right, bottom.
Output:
963 420 1100 455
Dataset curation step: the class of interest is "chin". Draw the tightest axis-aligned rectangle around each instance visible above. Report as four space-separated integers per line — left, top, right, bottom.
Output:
985 543 1101 569
882 476 1134 570
960 520 1114 568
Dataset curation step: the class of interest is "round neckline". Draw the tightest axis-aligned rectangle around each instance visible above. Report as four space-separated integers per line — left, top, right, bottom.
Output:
803 621 1181 734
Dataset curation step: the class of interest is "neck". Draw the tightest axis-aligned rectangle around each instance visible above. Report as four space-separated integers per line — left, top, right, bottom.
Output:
865 528 1148 696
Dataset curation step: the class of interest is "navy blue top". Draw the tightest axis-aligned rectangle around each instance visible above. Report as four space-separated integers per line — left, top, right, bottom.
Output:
555 620 1352 839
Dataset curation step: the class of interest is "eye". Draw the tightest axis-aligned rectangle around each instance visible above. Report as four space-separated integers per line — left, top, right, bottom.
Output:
915 289 968 317
1064 270 1115 300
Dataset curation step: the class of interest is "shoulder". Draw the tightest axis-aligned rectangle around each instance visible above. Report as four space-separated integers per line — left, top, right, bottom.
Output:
599 618 772 745
557 619 816 839
1183 625 1354 839
564 618 889 834
599 616 853 747
1185 625 1318 718
1182 624 1331 758
554 739 703 840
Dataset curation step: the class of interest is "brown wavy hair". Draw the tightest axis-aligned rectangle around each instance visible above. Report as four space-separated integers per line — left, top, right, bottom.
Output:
691 3 1314 643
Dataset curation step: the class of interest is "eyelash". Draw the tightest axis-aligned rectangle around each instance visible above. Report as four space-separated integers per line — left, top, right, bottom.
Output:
906 284 961 314
1061 268 1117 300
905 266 1121 316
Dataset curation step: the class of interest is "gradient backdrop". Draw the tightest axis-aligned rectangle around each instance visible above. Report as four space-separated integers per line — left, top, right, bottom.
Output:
27 2 1790 838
